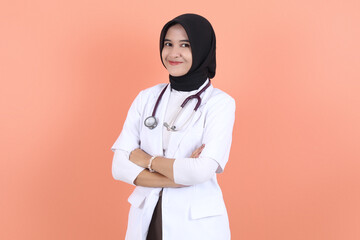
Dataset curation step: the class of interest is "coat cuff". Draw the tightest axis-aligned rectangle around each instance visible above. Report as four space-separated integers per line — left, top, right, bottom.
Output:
173 157 218 185
112 149 145 185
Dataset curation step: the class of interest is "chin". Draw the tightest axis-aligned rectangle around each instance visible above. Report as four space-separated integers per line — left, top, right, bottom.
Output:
168 71 185 77
170 73 183 77
169 70 190 77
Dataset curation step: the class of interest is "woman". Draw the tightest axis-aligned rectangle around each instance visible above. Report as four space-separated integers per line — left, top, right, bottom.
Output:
111 13 235 240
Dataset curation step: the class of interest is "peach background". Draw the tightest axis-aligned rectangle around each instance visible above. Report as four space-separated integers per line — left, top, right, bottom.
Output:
1 0 359 239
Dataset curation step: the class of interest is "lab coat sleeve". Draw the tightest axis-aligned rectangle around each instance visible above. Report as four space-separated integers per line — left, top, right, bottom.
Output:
112 149 144 186
200 96 236 173
111 91 145 185
173 156 219 185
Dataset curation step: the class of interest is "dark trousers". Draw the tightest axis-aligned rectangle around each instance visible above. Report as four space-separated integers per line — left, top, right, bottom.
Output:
146 189 163 240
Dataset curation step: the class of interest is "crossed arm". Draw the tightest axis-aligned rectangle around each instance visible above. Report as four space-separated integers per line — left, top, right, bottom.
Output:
112 90 235 189
129 145 205 188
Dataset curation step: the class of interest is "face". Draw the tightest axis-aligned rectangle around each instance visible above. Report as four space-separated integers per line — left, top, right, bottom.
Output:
161 24 192 77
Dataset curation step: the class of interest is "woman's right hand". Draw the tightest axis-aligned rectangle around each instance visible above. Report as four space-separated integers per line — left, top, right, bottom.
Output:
190 144 205 158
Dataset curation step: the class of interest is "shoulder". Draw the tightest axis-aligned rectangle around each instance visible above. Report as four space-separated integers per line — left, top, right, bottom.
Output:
133 83 168 105
202 87 236 136
207 87 236 110
139 83 168 97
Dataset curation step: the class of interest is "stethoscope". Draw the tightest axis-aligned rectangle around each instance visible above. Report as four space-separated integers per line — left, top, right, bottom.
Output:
144 80 211 131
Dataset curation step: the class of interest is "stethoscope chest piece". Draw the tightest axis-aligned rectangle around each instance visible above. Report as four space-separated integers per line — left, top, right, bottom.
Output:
144 80 211 131
144 116 157 129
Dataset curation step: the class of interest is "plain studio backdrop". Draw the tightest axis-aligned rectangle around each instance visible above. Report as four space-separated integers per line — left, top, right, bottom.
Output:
0 0 359 239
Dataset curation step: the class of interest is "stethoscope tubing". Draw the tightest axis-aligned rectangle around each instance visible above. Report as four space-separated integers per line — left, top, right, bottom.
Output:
152 84 169 117
181 81 210 110
146 80 211 130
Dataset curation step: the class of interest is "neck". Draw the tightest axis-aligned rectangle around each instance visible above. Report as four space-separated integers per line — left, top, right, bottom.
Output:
169 71 208 91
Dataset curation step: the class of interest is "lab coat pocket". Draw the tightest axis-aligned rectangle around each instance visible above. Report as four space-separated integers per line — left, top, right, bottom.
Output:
190 194 226 220
127 187 147 209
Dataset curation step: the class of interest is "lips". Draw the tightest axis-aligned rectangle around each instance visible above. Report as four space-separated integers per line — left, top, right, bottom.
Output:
168 60 182 66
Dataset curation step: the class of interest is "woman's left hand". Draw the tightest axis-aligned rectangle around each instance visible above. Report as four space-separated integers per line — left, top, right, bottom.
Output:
129 148 152 168
190 144 205 158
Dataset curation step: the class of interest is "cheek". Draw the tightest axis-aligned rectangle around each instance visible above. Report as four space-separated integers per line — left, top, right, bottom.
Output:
187 54 193 68
186 51 192 64
161 50 167 62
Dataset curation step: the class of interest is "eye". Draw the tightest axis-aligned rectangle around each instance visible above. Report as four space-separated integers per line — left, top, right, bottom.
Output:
181 43 190 48
164 42 172 47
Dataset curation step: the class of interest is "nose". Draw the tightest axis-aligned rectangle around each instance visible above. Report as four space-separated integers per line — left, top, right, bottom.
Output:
168 46 181 58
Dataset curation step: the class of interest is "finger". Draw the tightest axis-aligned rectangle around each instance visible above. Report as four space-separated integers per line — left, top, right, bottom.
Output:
196 152 202 158
190 151 199 158
194 147 201 154
191 147 200 156
195 145 205 155
195 144 205 152
190 144 205 158
192 150 201 158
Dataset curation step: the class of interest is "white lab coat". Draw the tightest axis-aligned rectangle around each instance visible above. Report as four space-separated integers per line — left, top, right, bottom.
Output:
112 81 235 240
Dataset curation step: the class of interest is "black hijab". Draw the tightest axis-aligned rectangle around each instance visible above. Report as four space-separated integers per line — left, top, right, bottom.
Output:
160 13 216 91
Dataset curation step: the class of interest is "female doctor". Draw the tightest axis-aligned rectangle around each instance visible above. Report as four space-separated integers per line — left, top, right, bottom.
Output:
111 14 235 240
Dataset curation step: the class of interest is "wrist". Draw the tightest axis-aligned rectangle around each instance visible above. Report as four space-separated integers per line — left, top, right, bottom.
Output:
148 156 157 172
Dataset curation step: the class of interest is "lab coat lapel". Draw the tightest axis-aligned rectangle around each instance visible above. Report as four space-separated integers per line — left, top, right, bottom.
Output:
166 85 214 158
142 84 171 157
154 85 171 156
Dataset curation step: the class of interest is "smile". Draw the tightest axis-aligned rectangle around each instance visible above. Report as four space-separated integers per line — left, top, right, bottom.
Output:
169 61 183 66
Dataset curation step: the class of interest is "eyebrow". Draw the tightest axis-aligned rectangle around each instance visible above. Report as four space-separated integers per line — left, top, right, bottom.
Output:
164 38 190 42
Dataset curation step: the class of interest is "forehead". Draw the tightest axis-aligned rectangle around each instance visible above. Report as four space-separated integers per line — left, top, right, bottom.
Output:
164 24 189 40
